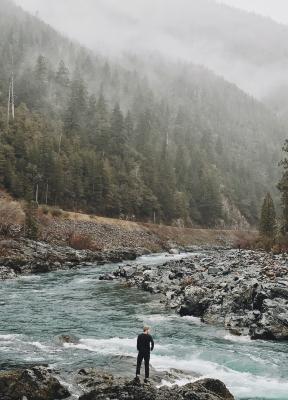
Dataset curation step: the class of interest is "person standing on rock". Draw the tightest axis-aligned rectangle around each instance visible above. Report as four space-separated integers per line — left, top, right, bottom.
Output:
135 326 154 383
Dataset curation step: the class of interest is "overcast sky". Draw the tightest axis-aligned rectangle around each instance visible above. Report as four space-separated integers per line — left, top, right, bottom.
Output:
219 0 288 24
14 0 288 26
12 0 288 55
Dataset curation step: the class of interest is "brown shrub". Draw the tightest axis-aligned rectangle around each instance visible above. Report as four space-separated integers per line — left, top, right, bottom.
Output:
271 244 282 254
0 199 25 237
252 236 274 252
39 205 50 215
182 276 194 287
51 208 64 218
233 231 258 250
68 233 94 250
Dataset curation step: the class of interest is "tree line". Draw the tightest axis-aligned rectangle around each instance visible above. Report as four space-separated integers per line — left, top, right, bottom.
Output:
259 140 288 249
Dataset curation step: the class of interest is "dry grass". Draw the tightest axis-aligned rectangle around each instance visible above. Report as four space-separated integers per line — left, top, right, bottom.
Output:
0 198 25 237
65 211 145 231
143 223 257 247
61 211 257 248
0 193 257 250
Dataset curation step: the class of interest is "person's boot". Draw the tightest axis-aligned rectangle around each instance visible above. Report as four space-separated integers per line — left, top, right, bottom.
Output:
144 378 150 384
134 375 140 384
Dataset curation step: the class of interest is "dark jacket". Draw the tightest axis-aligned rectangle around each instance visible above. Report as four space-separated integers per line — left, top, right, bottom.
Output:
137 333 154 354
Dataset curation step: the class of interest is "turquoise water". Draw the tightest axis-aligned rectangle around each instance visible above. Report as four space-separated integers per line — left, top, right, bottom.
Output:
0 253 287 399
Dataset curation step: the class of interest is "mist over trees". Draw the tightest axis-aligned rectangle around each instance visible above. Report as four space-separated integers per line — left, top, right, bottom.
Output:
260 193 276 238
0 0 285 227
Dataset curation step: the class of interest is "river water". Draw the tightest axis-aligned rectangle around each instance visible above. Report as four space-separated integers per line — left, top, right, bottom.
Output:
0 253 287 400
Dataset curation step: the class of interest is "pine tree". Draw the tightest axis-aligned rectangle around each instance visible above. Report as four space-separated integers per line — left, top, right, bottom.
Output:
110 103 126 156
197 168 223 227
95 93 110 153
24 201 39 240
64 74 88 136
56 60 70 87
278 140 288 233
260 193 276 237
35 55 49 86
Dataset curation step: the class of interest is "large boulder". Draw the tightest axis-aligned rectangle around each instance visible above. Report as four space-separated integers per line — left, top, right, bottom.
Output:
77 370 234 400
249 299 288 340
179 286 210 317
0 366 70 400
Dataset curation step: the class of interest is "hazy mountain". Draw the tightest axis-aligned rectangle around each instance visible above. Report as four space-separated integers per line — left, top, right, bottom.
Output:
0 0 285 227
11 0 288 106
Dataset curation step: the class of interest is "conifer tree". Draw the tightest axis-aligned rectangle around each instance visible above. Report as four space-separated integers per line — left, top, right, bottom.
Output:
259 192 276 237
24 201 39 240
278 140 288 233
56 60 70 87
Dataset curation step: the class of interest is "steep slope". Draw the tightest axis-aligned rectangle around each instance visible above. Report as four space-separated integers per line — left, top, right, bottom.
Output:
0 0 284 227
12 0 288 103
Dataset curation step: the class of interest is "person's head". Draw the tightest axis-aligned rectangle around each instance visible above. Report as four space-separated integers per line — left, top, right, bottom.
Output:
143 326 150 334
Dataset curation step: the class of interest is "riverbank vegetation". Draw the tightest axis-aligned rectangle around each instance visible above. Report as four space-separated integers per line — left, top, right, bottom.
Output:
0 191 255 252
254 140 288 252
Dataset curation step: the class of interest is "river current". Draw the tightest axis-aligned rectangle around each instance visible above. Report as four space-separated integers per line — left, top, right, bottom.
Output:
0 253 287 400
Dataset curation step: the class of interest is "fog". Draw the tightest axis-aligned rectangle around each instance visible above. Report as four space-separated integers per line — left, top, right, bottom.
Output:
13 0 288 100
218 0 288 25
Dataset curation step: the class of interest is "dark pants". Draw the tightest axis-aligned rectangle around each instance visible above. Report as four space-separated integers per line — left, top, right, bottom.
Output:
136 352 150 378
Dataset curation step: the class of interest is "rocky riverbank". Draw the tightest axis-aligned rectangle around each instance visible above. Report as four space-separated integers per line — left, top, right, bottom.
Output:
0 366 234 400
0 238 148 280
111 249 288 340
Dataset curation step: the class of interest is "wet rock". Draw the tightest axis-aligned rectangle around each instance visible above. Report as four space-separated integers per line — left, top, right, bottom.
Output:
57 334 79 344
99 273 115 281
208 266 223 275
0 366 70 400
113 249 288 341
77 370 234 400
270 286 288 300
0 266 17 280
180 286 210 317
168 248 180 255
0 239 149 280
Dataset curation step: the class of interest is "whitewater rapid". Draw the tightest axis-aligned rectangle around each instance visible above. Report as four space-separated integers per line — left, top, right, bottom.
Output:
0 253 287 399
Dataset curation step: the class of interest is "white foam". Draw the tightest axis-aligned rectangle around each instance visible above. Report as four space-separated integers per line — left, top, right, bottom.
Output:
136 252 192 266
64 337 136 356
31 341 60 352
64 336 166 356
151 353 288 399
18 275 42 281
137 314 201 326
137 314 175 323
181 316 202 325
0 334 20 341
72 277 92 284
223 334 252 343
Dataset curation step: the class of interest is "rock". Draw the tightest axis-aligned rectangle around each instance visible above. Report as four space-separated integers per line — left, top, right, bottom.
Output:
0 366 70 400
0 266 17 280
99 273 115 281
208 266 223 275
126 266 138 278
270 286 288 300
77 370 234 400
180 286 210 317
0 239 150 280
57 334 79 344
168 248 180 255
112 249 288 341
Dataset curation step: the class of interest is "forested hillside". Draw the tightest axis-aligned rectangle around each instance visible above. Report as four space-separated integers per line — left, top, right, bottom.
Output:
0 0 284 227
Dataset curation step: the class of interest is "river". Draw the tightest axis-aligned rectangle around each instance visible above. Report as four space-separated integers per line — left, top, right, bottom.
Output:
0 253 287 399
